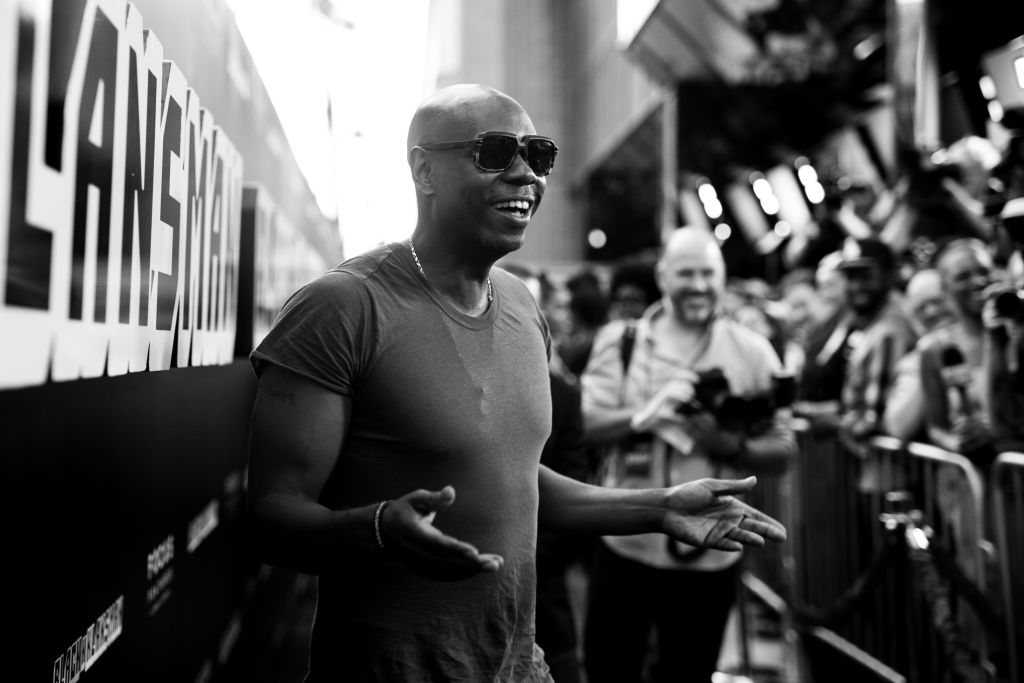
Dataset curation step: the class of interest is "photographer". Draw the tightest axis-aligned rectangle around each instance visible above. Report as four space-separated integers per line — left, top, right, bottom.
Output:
983 197 1024 452
580 227 796 683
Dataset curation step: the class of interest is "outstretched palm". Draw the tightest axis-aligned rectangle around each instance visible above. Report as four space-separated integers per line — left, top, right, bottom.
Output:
383 486 504 581
662 477 786 552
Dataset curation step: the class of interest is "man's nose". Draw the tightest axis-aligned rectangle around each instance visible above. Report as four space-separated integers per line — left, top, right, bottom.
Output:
688 274 710 291
503 152 539 184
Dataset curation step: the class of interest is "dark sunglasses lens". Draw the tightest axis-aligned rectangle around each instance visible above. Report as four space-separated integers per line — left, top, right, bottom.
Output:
527 140 556 176
477 135 519 171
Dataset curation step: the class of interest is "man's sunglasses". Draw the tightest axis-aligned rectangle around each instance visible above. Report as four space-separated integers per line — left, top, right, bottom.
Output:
415 132 558 177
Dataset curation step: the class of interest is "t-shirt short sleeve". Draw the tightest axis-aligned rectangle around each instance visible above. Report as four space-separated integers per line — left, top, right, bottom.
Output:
580 319 630 412
249 270 376 396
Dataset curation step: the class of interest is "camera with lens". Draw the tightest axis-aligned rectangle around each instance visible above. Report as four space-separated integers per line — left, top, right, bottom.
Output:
675 367 795 432
664 369 794 561
675 368 732 417
990 287 1024 322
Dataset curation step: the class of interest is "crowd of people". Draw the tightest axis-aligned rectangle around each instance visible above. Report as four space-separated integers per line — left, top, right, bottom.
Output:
558 227 1020 464
245 82 1023 681
514 132 1024 681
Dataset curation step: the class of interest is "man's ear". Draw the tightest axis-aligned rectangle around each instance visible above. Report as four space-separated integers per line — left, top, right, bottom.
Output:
655 261 667 293
409 147 436 197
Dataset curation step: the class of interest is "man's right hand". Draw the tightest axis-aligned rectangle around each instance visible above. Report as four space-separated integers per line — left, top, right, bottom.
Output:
630 372 698 432
662 476 787 551
951 415 993 457
380 485 505 581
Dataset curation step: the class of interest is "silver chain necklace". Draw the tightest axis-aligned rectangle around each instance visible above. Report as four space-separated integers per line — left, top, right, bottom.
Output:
408 239 492 304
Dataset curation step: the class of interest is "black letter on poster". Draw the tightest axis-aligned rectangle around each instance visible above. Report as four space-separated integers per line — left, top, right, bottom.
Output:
205 144 225 332
6 17 51 308
69 8 117 321
182 112 208 340
120 49 157 325
6 1 91 308
156 95 181 331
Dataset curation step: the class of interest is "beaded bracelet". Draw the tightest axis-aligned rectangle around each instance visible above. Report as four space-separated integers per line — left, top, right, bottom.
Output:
373 500 391 550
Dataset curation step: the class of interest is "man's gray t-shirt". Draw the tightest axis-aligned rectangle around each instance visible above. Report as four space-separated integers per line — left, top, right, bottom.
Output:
251 242 553 682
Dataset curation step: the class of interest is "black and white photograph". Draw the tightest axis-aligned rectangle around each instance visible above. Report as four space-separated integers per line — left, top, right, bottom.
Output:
2 1 1023 681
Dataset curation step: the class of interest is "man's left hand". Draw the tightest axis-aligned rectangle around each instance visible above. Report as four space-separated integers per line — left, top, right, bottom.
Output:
661 476 786 551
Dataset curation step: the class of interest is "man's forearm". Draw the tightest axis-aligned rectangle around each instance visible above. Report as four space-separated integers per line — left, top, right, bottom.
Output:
537 465 665 536
581 404 635 444
249 492 379 575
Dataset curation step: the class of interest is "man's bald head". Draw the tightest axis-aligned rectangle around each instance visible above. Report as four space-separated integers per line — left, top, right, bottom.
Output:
407 84 529 152
405 84 546 254
657 227 726 327
659 227 724 272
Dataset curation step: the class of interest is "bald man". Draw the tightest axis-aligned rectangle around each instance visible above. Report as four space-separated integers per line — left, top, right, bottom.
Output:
580 227 796 683
246 85 785 682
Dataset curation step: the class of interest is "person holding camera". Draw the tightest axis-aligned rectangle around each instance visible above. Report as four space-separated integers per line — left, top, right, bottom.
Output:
983 285 1024 452
983 197 1024 452
579 227 796 683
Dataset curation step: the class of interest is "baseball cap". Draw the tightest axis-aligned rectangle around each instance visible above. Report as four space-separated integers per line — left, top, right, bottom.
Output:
837 237 895 271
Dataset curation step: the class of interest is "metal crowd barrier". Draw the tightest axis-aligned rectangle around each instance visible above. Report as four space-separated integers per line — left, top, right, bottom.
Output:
743 454 796 595
740 442 800 680
742 420 998 682
885 438 990 681
992 452 1024 683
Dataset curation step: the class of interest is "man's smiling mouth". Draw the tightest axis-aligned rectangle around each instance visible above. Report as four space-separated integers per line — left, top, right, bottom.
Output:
492 199 532 218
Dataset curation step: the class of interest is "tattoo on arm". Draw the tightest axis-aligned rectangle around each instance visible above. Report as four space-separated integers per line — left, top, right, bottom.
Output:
266 387 296 405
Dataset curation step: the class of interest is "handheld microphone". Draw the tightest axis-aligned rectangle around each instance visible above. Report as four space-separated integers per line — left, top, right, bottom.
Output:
939 344 997 465
939 345 972 418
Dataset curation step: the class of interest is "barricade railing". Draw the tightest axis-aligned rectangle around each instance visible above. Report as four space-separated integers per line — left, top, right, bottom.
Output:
992 452 1024 683
740 444 799 680
741 421 1002 682
880 438 991 681
743 454 796 596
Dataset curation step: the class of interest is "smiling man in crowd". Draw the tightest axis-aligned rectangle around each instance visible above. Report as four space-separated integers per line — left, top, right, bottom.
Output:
919 239 996 462
246 84 786 682
580 227 796 683
837 237 918 459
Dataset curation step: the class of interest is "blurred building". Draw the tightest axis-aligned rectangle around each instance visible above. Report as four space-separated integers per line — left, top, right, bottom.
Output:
426 0 1024 277
426 0 666 266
